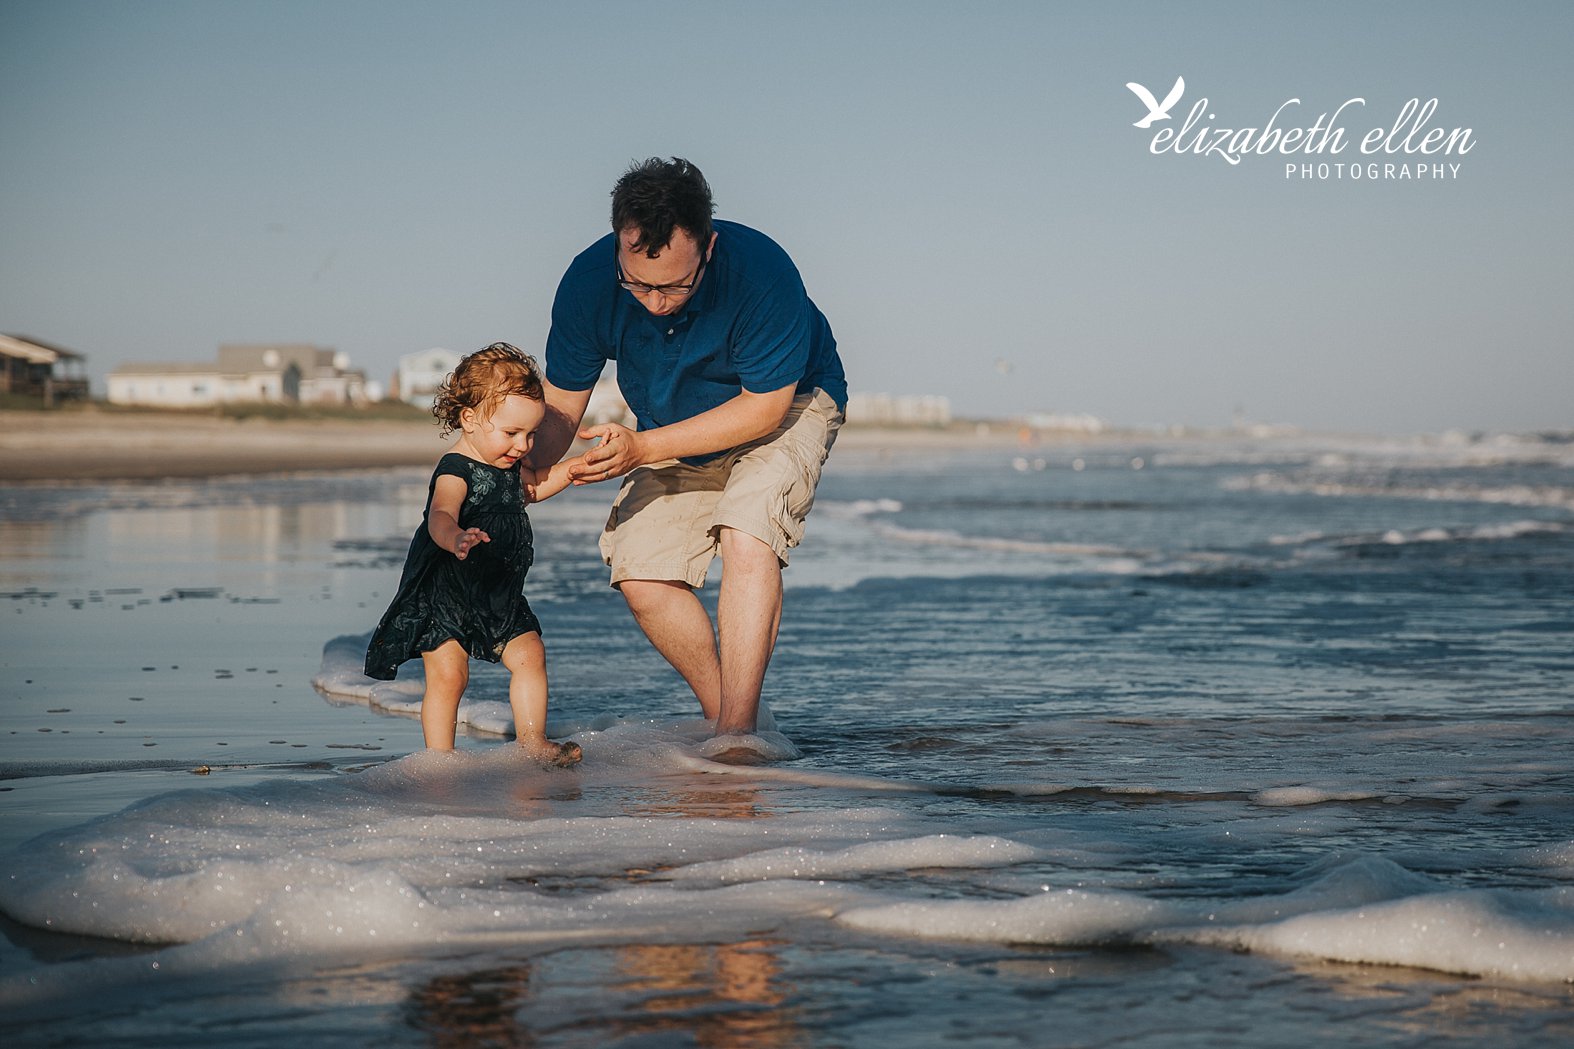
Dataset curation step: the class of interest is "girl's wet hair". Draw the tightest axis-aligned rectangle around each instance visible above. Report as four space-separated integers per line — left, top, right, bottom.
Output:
432 343 544 436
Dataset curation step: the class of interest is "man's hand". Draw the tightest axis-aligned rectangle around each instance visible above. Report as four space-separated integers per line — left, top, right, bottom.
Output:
563 385 795 485
569 424 646 485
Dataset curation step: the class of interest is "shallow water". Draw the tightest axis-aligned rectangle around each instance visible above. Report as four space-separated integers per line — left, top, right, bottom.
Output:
2 433 1572 1046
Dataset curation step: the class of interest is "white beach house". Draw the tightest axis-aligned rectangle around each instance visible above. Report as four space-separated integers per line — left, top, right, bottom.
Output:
108 344 369 408
393 348 462 407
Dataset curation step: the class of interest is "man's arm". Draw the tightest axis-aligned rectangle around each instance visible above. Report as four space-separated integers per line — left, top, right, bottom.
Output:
529 380 593 472
569 384 796 485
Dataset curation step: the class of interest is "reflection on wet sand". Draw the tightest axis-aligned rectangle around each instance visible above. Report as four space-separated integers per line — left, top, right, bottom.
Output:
405 963 537 1047
402 941 804 1049
601 939 801 1049
508 773 583 821
628 782 775 821
401 778 802 1047
1294 957 1574 1041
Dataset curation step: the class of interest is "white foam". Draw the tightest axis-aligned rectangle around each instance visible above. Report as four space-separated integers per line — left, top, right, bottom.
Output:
693 731 801 763
666 834 1040 883
314 632 787 743
312 632 508 734
1226 472 1574 512
839 887 1176 944
1251 786 1384 807
837 856 1574 983
820 497 904 518
805 497 1158 582
1188 887 1574 984
0 753 896 949
4 731 1571 998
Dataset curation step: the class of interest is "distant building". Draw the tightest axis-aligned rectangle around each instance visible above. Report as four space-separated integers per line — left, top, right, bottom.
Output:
393 348 461 407
108 343 368 408
390 350 632 425
1023 412 1107 434
0 334 90 405
845 391 952 427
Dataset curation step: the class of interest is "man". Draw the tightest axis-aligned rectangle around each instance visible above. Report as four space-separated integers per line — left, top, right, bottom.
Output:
533 157 846 740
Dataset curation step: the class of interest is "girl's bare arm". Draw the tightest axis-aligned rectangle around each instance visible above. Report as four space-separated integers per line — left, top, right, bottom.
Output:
526 456 585 503
427 474 488 559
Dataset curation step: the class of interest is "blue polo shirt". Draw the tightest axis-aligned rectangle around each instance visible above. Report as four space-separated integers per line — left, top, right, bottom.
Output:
544 220 846 439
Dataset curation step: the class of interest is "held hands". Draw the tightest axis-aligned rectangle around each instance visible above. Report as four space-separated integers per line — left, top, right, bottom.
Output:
522 459 582 503
569 424 645 485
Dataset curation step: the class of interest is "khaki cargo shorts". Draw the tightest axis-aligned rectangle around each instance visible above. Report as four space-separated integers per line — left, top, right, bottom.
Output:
598 388 843 588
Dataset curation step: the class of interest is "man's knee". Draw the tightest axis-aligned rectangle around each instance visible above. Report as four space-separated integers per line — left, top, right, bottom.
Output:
718 527 779 572
620 578 693 614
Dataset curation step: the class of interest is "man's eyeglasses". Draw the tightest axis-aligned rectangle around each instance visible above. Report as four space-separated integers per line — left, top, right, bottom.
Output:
616 249 707 297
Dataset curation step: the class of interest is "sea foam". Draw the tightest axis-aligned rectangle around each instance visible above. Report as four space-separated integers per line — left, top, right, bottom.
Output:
5 740 1570 996
838 856 1574 983
312 632 797 757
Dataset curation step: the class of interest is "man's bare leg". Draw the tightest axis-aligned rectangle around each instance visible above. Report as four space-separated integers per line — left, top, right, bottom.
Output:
714 527 783 736
619 579 722 719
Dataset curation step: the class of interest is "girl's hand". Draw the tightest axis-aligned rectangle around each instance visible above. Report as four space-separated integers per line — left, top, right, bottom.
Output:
453 528 490 560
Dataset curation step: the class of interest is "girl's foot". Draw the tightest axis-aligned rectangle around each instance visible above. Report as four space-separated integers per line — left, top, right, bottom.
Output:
548 740 583 767
521 739 582 767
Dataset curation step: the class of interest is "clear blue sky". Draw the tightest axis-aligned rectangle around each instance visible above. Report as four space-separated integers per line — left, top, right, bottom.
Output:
3 0 1570 433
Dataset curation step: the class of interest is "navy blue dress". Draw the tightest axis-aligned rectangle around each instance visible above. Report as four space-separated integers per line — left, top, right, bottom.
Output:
364 453 541 680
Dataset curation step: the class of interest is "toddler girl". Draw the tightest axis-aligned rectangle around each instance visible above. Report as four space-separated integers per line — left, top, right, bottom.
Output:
365 343 582 764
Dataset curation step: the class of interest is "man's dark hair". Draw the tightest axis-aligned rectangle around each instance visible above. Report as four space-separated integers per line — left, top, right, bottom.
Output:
611 157 715 258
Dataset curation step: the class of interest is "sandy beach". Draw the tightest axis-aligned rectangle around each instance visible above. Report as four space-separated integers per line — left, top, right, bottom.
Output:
0 407 1030 482
0 408 456 481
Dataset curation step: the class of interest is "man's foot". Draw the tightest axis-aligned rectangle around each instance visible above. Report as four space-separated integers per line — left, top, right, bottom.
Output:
707 744 769 766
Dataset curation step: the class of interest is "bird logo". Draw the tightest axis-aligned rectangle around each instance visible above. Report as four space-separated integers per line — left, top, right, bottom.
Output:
1126 76 1185 128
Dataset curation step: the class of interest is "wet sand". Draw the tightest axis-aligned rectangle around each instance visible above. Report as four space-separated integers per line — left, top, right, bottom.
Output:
0 408 1029 482
0 409 453 481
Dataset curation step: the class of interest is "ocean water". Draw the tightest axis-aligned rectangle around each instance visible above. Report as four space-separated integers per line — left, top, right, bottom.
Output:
2 431 1572 1047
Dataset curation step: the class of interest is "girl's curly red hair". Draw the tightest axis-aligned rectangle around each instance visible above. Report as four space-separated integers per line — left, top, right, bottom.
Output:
431 343 544 437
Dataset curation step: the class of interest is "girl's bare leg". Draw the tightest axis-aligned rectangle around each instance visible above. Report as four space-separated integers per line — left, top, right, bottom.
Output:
420 640 469 750
503 632 580 765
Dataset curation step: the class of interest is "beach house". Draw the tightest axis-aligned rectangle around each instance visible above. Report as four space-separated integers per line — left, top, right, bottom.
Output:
392 348 461 406
0 334 91 406
390 348 630 424
845 391 953 427
108 343 369 408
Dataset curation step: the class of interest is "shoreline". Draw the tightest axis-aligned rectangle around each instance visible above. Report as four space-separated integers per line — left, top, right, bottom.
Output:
6 409 1550 484
0 409 1057 483
0 410 454 482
